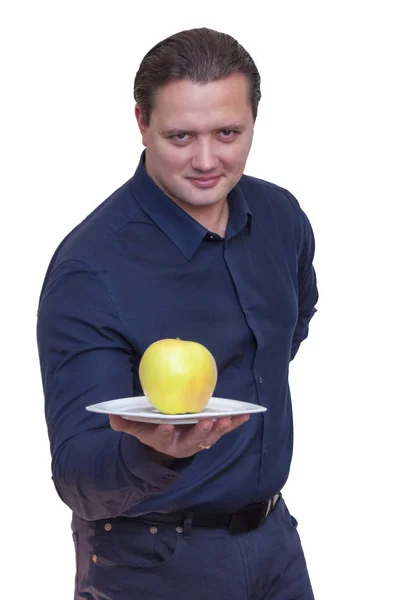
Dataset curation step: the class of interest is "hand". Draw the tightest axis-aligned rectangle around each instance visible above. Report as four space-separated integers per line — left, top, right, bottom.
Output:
109 414 250 459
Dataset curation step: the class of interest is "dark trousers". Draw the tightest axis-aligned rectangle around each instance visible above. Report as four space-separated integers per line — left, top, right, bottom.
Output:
76 496 314 599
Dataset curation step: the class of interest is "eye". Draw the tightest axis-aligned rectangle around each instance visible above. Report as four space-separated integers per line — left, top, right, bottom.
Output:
171 133 190 141
219 129 239 140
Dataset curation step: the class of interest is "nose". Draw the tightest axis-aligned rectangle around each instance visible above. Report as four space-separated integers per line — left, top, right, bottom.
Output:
190 140 219 173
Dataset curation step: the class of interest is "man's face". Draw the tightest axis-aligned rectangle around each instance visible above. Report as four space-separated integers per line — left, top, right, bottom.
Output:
135 73 255 211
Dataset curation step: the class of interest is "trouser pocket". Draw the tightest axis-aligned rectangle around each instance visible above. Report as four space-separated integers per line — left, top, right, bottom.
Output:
92 518 182 570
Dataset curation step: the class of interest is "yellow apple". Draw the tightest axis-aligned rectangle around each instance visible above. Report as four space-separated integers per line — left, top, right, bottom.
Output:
138 338 218 414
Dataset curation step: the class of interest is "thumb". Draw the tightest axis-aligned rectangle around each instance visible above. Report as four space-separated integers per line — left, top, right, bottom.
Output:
109 414 137 432
108 415 157 439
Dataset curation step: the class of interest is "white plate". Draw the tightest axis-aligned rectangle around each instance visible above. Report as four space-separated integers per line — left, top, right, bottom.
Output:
86 396 267 424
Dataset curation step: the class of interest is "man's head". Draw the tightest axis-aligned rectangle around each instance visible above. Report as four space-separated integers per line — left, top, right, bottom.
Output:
133 28 261 214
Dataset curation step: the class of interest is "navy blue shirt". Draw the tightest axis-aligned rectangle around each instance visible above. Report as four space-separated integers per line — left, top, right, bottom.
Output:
37 150 318 522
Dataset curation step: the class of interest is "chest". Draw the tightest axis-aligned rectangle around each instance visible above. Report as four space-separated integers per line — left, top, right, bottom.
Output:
104 225 299 368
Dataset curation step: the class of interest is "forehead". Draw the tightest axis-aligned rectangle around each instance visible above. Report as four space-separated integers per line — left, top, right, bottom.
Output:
151 73 253 128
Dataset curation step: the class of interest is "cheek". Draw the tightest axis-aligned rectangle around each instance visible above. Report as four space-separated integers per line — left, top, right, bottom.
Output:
223 142 250 166
224 154 247 177
157 145 188 174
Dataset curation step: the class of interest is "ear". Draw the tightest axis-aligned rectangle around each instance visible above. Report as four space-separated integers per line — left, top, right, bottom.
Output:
135 104 148 145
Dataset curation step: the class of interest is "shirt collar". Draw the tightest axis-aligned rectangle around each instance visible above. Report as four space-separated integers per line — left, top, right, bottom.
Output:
130 150 252 260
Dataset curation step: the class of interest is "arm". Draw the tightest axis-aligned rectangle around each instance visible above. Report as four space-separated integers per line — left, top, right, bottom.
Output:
289 202 319 360
37 259 183 521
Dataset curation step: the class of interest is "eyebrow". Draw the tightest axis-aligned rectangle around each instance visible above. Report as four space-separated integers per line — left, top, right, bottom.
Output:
161 124 247 136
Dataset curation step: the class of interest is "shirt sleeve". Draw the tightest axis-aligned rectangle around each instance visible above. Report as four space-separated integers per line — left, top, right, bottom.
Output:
289 200 319 361
37 258 183 521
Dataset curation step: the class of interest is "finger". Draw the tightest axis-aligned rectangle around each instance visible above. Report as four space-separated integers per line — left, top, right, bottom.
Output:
187 415 249 449
109 415 161 439
207 414 249 435
110 416 177 454
156 423 175 443
204 414 250 446
197 418 215 434
230 414 250 428
157 423 175 434
176 419 215 452
109 415 147 435
213 417 233 434
109 415 133 431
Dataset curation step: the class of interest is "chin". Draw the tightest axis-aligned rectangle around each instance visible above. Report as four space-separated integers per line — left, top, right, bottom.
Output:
182 191 225 207
184 182 231 202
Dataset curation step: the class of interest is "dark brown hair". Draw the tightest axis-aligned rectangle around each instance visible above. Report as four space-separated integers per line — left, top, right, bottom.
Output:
134 27 261 126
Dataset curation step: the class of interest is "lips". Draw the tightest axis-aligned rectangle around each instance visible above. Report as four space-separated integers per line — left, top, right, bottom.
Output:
188 176 221 188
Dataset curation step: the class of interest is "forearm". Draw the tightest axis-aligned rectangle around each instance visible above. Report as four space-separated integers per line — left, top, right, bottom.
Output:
290 208 319 361
290 299 317 360
38 260 188 520
52 428 180 521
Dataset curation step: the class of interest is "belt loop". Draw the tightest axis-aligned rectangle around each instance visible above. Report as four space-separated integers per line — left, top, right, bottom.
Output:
182 512 194 540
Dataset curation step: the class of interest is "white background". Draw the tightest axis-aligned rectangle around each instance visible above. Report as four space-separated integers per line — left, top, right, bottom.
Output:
1 1 397 598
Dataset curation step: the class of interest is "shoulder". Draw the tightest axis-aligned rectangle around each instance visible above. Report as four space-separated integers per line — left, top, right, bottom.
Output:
239 173 303 220
48 177 140 268
38 177 142 302
239 173 315 256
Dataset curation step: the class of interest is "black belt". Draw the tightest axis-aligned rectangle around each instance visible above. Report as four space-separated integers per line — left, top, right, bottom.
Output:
138 493 281 535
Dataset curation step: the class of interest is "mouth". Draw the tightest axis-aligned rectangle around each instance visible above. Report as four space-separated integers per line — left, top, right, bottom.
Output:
187 176 221 188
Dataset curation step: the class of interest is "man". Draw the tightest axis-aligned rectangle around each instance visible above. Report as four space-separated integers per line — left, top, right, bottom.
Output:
37 27 318 600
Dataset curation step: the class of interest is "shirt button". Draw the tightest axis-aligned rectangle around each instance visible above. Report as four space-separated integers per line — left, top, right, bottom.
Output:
149 526 158 534
92 554 98 563
258 376 263 384
165 474 177 480
176 526 183 533
104 523 112 531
